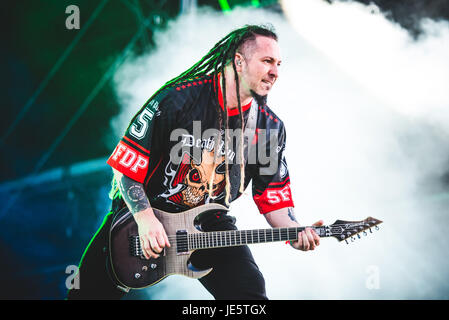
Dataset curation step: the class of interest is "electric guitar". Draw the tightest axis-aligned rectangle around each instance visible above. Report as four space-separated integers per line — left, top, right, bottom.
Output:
109 203 382 289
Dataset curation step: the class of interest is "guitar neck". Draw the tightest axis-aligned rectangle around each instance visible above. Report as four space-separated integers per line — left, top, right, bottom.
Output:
187 226 330 250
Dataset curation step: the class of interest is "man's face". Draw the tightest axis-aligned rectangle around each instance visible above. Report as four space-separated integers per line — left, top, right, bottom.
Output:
238 35 282 98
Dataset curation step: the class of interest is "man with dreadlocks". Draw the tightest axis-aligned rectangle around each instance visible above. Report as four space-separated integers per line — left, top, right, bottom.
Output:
67 24 322 300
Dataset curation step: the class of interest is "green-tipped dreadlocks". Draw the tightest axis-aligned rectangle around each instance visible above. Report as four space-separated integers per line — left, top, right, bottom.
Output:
110 24 278 206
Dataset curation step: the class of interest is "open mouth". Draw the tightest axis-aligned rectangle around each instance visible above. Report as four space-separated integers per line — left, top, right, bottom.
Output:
262 80 272 85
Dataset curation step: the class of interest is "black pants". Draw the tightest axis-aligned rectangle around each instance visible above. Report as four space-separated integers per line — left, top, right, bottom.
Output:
66 210 267 300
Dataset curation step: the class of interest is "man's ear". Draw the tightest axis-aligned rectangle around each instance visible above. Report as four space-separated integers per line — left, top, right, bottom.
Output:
234 53 245 71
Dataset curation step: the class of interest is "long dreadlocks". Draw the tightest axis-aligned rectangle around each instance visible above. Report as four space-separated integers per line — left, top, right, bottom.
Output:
109 24 278 206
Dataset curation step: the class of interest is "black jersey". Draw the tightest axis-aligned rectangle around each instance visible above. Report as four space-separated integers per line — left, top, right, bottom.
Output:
107 74 294 214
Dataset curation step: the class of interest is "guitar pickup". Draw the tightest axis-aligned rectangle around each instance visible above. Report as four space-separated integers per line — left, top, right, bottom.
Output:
176 230 188 254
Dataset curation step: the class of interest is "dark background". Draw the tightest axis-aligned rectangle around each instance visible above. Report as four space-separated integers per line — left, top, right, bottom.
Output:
0 0 448 299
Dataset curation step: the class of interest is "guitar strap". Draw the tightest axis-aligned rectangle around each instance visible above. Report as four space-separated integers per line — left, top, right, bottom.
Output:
229 99 258 200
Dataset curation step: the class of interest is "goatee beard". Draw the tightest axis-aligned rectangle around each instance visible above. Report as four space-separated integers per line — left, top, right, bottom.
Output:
250 90 267 106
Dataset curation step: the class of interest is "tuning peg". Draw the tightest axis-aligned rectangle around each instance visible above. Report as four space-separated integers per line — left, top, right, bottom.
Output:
351 236 356 242
363 231 367 236
369 228 373 233
375 225 380 231
357 234 361 239
345 239 349 244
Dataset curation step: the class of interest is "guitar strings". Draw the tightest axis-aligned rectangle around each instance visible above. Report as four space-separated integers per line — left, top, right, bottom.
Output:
134 223 379 250
148 222 378 241
134 228 377 247
136 229 371 251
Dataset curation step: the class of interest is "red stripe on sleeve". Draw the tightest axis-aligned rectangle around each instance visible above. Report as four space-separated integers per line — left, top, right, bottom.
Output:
253 182 294 214
267 176 290 187
107 142 150 183
123 136 151 155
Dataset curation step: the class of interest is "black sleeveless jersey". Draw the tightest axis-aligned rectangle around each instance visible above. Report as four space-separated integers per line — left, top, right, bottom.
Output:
107 74 294 214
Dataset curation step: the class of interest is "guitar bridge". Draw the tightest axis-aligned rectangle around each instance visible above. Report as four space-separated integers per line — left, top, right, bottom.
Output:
129 235 143 258
128 235 166 259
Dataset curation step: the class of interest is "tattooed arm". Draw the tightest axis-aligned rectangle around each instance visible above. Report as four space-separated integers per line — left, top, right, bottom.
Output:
113 169 170 259
115 169 151 213
264 207 322 251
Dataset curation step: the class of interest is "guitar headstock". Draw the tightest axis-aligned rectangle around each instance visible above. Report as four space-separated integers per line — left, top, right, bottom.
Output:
328 217 383 244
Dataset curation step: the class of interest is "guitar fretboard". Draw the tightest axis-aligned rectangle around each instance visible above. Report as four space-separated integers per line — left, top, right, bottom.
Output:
186 226 329 250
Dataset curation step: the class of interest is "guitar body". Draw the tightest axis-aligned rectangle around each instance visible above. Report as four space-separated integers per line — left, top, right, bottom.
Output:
109 203 227 289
